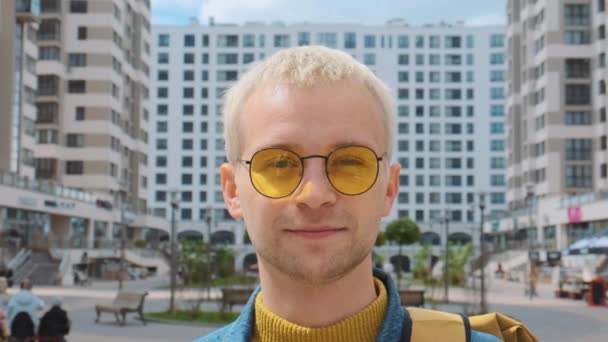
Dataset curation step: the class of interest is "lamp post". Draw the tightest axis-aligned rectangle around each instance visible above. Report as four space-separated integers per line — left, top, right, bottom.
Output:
118 195 126 290
169 191 179 313
478 192 487 314
205 206 213 301
443 210 450 303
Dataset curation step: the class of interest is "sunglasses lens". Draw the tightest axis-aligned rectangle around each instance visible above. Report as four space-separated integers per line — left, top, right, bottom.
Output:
327 146 379 195
250 149 303 198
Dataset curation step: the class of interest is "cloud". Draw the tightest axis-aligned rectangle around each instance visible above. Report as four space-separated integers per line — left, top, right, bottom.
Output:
151 0 506 27
465 13 506 26
152 0 202 10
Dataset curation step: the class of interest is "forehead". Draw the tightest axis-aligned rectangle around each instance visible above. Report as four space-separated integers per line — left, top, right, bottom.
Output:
239 80 386 154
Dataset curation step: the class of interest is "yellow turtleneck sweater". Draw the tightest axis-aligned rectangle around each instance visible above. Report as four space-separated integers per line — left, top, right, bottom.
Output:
252 277 388 342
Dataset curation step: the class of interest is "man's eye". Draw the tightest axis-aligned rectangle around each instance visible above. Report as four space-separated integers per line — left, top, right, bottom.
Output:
333 157 364 167
271 158 297 168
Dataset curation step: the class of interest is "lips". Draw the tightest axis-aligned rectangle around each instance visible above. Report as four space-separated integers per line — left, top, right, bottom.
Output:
286 226 346 240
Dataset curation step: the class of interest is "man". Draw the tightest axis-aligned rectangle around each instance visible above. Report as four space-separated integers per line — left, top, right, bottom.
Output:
6 279 44 334
38 297 70 342
196 46 535 341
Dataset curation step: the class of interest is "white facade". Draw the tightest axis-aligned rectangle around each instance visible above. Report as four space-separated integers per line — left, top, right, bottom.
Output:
149 20 507 242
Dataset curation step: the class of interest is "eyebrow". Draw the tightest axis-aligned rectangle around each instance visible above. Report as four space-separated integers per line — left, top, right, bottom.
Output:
259 141 377 152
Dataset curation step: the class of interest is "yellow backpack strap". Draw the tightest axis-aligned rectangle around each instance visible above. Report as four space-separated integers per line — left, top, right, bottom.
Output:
403 308 471 342
469 312 539 342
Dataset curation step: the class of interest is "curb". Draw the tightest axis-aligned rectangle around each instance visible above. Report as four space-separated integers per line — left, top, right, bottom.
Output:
143 316 227 328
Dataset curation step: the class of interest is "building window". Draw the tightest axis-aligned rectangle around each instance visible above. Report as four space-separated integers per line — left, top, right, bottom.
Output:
156 156 167 167
183 53 194 64
445 35 461 48
67 80 86 93
158 33 169 47
490 34 504 47
243 34 255 47
317 33 337 48
564 30 591 44
565 84 591 105
157 52 169 64
77 26 87 40
70 0 88 13
65 161 84 175
565 59 590 78
39 46 60 60
184 34 195 47
344 32 356 49
565 111 592 125
75 107 85 121
274 34 290 47
565 139 592 160
564 4 590 26
565 165 592 188
217 34 239 47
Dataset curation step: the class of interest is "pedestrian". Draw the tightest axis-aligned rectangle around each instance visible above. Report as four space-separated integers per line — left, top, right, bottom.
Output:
194 46 537 341
38 297 70 342
6 279 44 335
0 307 9 341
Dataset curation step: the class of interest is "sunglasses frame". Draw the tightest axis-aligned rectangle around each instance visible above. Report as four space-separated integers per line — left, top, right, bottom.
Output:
240 145 386 199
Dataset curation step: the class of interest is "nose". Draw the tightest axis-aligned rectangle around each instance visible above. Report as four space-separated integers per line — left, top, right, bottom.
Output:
293 157 337 209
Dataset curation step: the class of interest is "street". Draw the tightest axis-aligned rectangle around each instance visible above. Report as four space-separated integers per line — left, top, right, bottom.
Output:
2 276 607 341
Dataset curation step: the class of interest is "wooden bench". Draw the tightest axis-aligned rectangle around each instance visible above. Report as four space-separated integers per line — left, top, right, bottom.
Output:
221 287 255 313
95 291 148 326
399 289 425 307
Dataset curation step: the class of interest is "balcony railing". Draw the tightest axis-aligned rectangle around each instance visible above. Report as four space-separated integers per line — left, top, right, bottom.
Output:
0 170 98 205
16 0 40 22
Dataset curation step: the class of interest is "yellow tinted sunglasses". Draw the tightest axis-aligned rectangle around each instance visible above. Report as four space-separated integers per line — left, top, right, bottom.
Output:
240 146 385 199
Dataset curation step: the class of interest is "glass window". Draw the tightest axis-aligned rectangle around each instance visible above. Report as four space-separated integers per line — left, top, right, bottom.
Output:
158 33 169 47
344 32 356 49
364 34 376 48
184 34 195 47
398 35 409 48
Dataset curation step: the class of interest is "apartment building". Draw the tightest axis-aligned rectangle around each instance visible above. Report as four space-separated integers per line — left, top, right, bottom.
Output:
0 0 39 180
487 0 608 256
150 19 507 244
35 0 152 213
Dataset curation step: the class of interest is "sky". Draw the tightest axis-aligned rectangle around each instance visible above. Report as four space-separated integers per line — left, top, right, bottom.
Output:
151 0 506 27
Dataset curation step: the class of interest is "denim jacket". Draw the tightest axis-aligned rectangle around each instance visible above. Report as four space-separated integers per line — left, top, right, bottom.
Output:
194 269 501 342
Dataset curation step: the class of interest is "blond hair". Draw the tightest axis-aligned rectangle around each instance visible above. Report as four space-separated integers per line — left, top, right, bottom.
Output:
223 45 395 162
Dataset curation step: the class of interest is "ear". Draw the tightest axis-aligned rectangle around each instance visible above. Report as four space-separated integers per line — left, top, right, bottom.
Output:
383 163 401 217
221 163 243 219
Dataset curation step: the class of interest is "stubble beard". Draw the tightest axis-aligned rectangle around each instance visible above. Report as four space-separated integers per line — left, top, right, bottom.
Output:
256 217 376 286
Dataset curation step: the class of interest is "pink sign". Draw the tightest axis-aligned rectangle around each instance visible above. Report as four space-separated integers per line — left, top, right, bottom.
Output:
568 206 582 223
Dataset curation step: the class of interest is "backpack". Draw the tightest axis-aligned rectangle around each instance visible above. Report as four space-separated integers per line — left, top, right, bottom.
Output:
10 311 34 338
401 308 539 342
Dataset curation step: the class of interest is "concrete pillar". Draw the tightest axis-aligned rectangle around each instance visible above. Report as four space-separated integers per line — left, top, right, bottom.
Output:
50 215 71 248
85 219 94 249
556 223 568 250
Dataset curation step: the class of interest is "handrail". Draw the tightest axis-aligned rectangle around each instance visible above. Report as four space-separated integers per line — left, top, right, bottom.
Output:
8 249 32 285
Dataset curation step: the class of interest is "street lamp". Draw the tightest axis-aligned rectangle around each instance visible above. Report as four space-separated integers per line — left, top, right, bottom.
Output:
443 209 450 303
204 206 213 301
169 191 179 313
478 192 487 314
118 195 126 290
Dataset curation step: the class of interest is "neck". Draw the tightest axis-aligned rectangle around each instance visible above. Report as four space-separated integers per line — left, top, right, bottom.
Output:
258 257 376 327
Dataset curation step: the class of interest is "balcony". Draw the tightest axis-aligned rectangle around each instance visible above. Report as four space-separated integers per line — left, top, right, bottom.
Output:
37 19 61 42
16 0 40 22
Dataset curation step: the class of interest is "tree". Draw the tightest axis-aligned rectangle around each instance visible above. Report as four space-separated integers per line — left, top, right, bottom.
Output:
385 217 421 289
375 230 387 246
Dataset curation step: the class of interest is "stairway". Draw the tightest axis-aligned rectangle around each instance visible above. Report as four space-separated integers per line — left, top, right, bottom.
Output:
26 251 60 286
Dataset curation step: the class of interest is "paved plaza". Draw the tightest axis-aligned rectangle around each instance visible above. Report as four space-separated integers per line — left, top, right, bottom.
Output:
2 276 607 341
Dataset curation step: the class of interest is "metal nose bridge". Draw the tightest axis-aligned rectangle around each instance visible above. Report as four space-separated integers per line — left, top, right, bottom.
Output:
300 154 329 161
